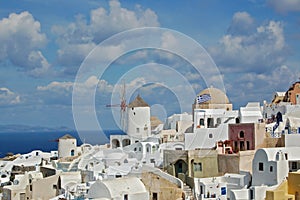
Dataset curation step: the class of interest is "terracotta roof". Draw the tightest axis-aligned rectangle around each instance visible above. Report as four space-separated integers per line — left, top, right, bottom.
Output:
59 134 75 139
151 116 162 128
128 94 149 108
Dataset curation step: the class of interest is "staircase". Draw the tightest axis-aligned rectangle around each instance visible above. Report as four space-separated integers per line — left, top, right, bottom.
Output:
183 183 194 200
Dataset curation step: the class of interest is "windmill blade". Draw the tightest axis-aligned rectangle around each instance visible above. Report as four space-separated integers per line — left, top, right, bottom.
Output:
120 80 127 131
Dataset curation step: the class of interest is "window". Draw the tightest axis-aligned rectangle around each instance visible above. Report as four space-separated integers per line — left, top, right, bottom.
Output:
153 193 158 200
53 185 57 189
246 141 250 150
70 149 75 156
136 128 140 133
209 133 213 138
259 162 264 171
193 162 202 171
221 187 226 195
240 141 245 151
178 162 183 173
124 194 128 200
239 131 244 138
285 153 288 160
207 118 214 128
200 186 203 194
250 189 254 199
270 166 273 172
152 145 156 152
200 118 205 126
292 162 297 170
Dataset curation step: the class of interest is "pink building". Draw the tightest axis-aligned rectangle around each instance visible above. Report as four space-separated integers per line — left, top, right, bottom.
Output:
228 123 265 153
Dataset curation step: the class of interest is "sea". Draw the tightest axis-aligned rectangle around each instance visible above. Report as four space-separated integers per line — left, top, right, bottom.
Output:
0 130 124 158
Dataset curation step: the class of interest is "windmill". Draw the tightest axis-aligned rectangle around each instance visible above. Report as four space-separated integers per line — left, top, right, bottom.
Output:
106 80 127 131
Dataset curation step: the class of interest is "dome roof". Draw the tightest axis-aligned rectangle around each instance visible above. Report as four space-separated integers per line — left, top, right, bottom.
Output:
197 87 230 104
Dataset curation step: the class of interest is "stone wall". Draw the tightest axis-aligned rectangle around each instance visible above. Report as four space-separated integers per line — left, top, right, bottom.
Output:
141 171 184 200
218 154 239 175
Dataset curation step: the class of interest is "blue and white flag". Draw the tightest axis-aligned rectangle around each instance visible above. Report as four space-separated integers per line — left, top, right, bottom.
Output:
197 94 211 104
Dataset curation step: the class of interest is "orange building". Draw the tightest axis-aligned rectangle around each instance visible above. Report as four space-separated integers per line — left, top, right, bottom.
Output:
284 81 300 105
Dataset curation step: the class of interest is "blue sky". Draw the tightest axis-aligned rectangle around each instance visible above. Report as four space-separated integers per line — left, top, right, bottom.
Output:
0 0 300 130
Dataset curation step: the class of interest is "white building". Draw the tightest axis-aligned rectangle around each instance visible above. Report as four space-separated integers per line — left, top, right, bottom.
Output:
239 102 263 123
87 177 149 200
58 134 78 158
252 147 300 187
184 87 240 150
194 172 251 200
164 112 193 131
126 95 151 140
225 147 300 200
185 108 238 150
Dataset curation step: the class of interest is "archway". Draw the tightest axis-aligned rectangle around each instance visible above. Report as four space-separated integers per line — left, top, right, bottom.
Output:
174 159 188 178
112 139 120 148
122 139 131 147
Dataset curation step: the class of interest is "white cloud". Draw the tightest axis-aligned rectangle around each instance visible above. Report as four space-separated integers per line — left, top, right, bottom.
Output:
209 13 287 73
37 81 73 93
0 11 50 75
225 65 300 107
268 0 300 13
53 0 159 68
0 87 21 105
37 76 114 105
228 11 255 35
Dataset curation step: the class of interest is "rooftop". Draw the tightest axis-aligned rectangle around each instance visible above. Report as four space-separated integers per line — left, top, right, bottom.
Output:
59 134 75 140
128 94 149 108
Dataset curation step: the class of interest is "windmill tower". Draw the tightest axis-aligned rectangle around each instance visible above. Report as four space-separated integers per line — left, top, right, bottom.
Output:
126 94 151 139
106 82 151 139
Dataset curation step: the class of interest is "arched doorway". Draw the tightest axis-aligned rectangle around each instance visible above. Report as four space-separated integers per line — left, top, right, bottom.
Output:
174 159 188 178
112 139 120 148
122 139 131 147
70 149 75 156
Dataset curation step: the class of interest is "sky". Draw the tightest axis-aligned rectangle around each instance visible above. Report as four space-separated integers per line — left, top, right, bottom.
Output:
0 0 300 131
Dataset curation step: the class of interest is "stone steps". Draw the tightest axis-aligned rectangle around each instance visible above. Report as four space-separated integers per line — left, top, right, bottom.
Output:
183 183 194 200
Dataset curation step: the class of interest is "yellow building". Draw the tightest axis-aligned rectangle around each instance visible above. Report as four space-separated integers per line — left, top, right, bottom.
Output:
188 149 219 178
265 171 300 200
141 171 184 200
288 171 300 199
265 180 294 200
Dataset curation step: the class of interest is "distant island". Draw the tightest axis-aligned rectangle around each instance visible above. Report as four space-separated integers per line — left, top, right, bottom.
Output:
0 124 74 133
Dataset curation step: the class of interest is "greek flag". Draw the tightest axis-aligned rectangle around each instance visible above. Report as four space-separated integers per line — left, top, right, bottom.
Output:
197 94 211 104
